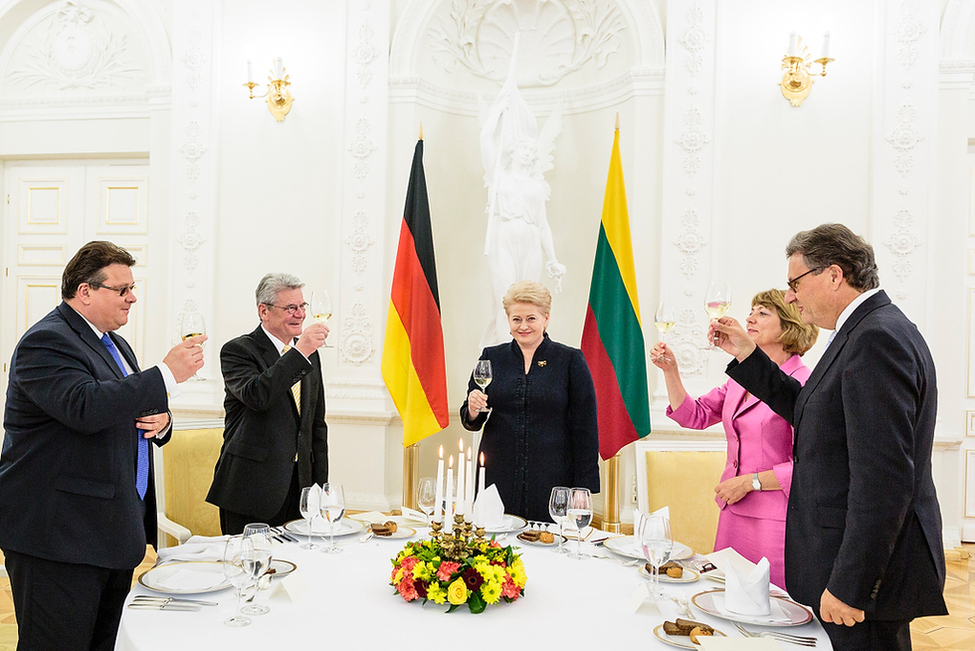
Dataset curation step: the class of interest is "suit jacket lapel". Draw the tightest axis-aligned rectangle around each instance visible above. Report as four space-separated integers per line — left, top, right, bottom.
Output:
57 302 125 379
254 326 300 419
794 291 891 427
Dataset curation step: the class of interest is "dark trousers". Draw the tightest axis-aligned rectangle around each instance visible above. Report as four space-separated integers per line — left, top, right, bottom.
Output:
219 464 302 534
820 617 912 651
3 548 133 651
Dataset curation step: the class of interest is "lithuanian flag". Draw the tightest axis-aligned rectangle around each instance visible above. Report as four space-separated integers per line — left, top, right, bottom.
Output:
581 127 651 460
382 139 449 446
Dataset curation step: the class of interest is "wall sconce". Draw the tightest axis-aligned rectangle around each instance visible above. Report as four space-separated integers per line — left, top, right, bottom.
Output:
780 32 834 107
244 57 294 122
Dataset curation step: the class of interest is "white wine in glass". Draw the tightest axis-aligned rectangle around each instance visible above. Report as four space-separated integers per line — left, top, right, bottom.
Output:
653 302 677 361
310 290 334 348
473 360 492 413
180 312 206 379
704 281 732 348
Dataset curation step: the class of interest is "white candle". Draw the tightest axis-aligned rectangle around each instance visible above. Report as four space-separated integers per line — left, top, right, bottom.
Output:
466 447 474 514
456 439 466 516
434 445 444 523
788 31 798 57
246 59 255 83
273 56 284 80
479 452 486 495
445 456 454 534
821 31 831 58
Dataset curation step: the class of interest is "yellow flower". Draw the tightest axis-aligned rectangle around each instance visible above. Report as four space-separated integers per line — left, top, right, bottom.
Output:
412 561 433 582
426 582 447 605
509 558 527 588
447 578 469 605
392 567 404 584
481 579 501 604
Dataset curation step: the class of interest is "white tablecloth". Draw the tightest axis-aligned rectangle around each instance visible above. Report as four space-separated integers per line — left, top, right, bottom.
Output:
117 530 833 649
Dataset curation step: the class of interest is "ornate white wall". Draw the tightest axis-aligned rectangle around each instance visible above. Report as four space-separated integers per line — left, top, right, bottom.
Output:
1 0 974 540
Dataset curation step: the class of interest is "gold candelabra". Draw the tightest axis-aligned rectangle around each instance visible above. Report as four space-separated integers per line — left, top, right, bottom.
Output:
244 58 294 122
780 32 834 107
429 514 488 561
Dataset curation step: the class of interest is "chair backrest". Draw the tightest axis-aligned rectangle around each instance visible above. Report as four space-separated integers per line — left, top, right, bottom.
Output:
161 428 223 544
643 448 725 555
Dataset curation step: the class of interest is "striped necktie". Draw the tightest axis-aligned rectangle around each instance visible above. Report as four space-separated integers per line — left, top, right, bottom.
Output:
281 345 301 415
101 333 149 499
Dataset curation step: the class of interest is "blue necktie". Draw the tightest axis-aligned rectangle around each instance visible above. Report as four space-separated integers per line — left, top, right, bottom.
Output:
101 333 149 500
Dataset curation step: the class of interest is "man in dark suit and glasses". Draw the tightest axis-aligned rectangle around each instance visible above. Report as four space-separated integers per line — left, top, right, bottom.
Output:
0 240 205 651
206 273 330 534
712 223 946 650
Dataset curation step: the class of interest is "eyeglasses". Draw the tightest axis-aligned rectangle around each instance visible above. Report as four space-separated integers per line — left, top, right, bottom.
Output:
90 282 136 297
267 302 308 315
786 267 823 293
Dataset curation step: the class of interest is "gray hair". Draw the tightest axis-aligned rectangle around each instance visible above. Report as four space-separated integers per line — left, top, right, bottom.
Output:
785 223 879 292
255 273 304 306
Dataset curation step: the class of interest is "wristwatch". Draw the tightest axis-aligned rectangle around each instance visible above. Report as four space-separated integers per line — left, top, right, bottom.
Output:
751 473 762 491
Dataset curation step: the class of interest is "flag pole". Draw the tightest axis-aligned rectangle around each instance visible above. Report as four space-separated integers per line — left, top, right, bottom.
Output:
603 453 621 533
402 443 419 511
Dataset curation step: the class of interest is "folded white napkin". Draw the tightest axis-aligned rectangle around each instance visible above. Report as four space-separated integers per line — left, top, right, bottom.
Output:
156 535 230 564
473 484 505 529
724 556 771 616
156 564 227 592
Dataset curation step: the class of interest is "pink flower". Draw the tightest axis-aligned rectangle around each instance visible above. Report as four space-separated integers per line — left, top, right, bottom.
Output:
397 574 419 601
436 561 460 582
399 556 420 572
501 575 521 600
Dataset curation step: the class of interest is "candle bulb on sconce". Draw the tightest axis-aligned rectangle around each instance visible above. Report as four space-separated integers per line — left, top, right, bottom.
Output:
780 31 835 107
242 56 294 121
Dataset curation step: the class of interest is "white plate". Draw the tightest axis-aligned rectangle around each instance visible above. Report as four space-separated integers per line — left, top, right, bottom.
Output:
482 514 528 534
283 518 365 537
691 588 813 627
639 564 700 583
652 623 727 649
516 531 566 547
602 535 693 561
138 561 231 595
268 559 297 578
369 525 416 540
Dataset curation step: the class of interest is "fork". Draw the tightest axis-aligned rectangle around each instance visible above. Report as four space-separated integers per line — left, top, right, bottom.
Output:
733 622 817 646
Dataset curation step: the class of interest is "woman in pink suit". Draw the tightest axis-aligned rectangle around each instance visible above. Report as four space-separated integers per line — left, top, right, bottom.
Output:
650 289 817 589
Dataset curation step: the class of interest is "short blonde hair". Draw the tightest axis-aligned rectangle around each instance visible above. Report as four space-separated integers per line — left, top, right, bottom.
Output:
752 289 819 356
503 280 552 316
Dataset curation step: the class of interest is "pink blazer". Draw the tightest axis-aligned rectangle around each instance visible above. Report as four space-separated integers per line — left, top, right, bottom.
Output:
666 354 811 521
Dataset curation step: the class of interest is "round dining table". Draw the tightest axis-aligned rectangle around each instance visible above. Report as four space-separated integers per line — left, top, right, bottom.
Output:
116 525 833 649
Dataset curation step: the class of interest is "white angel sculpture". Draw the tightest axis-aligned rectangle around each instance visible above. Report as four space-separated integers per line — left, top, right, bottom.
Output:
479 40 565 348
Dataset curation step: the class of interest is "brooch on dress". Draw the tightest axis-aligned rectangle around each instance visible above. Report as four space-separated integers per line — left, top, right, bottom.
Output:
537 360 547 367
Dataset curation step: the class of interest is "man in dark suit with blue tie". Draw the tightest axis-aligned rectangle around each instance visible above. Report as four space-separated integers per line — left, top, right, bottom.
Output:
206 273 330 534
0 240 205 651
712 223 947 650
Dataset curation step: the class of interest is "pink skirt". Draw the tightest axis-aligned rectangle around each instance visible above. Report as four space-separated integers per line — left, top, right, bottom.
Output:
714 509 787 590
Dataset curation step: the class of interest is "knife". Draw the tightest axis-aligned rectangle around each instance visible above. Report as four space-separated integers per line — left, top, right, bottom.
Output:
132 596 218 606
128 602 201 611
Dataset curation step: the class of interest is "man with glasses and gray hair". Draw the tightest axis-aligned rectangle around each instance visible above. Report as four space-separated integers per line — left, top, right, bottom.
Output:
711 223 946 650
207 273 330 534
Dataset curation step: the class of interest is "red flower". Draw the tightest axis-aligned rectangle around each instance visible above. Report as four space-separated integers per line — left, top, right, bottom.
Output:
462 568 484 591
501 575 521 600
415 580 428 598
399 555 420 572
396 574 419 601
436 561 460 582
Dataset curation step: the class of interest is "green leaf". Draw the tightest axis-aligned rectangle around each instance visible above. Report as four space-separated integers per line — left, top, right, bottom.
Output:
446 603 460 613
468 591 486 614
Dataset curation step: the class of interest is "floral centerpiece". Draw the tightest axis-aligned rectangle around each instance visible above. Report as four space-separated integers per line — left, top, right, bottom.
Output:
390 537 526 613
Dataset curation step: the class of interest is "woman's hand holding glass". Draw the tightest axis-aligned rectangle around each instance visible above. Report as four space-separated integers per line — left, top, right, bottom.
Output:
649 342 676 371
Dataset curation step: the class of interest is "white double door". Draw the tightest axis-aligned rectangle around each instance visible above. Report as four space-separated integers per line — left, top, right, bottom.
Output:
1 159 151 405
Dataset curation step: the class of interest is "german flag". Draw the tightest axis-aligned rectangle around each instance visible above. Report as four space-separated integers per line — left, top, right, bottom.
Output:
382 139 450 446
581 127 651 460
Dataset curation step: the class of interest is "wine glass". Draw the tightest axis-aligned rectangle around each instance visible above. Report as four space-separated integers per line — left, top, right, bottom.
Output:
473 360 492 413
320 483 346 554
240 523 273 616
298 486 320 550
638 512 674 602
704 281 732 349
567 487 593 560
179 312 206 379
653 301 677 361
310 290 334 348
222 535 253 627
548 486 571 555
417 477 436 524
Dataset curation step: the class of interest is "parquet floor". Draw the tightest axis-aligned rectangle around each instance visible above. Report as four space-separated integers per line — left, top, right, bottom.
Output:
0 545 973 649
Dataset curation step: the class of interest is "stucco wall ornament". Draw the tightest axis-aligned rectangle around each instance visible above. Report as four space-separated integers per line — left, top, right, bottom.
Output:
6 1 145 90
346 210 376 275
341 302 375 365
429 0 624 87
884 209 922 282
886 103 923 177
892 0 924 69
677 4 709 76
349 118 378 181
